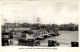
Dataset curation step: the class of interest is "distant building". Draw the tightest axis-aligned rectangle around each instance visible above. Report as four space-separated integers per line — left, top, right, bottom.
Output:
2 27 31 39
2 31 13 39
2 32 9 38
21 30 34 40
12 28 31 38
2 23 20 30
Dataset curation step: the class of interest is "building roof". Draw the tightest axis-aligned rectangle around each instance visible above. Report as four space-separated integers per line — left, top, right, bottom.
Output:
2 32 9 35
22 30 33 34
2 28 31 32
13 28 31 31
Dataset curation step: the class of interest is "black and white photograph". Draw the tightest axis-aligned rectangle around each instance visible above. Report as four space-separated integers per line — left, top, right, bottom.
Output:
1 1 79 47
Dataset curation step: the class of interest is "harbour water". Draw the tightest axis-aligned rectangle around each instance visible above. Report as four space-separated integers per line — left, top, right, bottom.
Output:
41 31 78 47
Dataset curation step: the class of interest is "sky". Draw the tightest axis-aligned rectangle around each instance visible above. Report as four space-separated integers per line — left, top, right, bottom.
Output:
1 1 79 25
